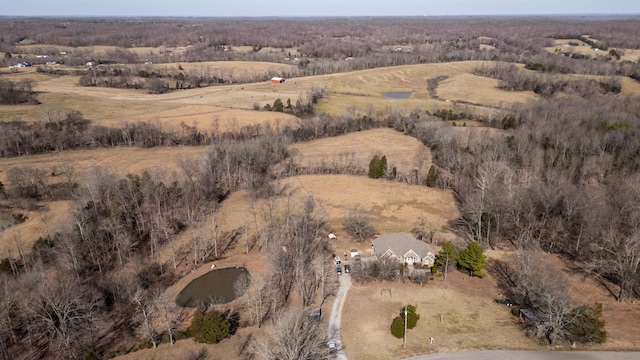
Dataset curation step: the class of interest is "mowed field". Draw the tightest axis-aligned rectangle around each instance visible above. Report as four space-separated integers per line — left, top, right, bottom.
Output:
314 61 539 117
290 128 432 175
1 61 540 130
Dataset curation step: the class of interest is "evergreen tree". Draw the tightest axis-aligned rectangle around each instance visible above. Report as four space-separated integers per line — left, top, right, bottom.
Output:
390 316 404 338
368 154 387 179
400 304 420 329
426 165 439 187
566 303 606 344
458 242 486 277
435 241 458 270
273 98 284 112
190 307 231 344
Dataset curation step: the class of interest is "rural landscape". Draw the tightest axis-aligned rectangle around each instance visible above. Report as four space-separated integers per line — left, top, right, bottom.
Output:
1 15 640 360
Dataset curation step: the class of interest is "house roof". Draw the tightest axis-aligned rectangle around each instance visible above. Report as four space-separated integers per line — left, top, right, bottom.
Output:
373 232 434 260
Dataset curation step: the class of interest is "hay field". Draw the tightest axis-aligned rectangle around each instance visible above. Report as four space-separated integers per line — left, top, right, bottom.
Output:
0 146 208 184
290 128 432 175
290 174 458 234
313 61 538 116
0 62 302 132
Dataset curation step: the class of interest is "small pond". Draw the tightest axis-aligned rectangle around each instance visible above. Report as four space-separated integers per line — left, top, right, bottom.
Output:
383 92 413 99
176 266 250 307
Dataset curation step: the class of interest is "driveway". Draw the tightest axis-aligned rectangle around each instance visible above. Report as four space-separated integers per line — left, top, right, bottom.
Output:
328 273 352 360
404 350 640 360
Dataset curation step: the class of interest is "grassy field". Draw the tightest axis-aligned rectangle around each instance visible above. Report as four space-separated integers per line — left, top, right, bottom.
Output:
0 146 208 184
0 200 73 258
290 128 432 176
1 61 538 130
291 174 458 234
314 61 538 117
341 268 540 360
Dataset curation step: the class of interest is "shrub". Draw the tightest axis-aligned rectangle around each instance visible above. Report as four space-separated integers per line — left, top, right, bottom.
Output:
190 307 231 344
566 303 606 344
390 316 404 338
368 155 387 179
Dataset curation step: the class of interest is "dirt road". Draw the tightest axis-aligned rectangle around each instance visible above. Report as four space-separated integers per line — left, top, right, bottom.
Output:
329 273 352 360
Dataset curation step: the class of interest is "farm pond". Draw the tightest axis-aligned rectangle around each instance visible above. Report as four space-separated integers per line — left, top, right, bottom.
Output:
176 266 250 307
383 91 413 99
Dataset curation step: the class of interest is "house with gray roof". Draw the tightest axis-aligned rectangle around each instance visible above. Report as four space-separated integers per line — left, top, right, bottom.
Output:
372 232 435 266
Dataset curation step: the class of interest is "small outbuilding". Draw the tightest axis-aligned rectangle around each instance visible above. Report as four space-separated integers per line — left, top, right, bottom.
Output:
271 77 286 84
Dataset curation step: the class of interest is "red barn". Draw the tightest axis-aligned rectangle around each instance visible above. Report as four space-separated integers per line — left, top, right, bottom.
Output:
271 77 286 84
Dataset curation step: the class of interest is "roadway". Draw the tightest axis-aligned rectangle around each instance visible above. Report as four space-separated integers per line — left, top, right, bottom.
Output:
404 350 640 360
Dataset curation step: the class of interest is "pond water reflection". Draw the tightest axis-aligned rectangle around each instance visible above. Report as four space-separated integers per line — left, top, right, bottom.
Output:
176 266 250 307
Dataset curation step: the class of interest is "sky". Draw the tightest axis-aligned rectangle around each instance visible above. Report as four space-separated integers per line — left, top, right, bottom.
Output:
2 0 639 17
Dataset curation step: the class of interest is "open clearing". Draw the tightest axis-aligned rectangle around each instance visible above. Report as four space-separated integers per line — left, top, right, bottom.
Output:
314 61 538 116
341 249 640 360
341 265 540 360
290 174 459 234
1 61 538 130
0 146 208 184
290 128 432 176
0 200 73 258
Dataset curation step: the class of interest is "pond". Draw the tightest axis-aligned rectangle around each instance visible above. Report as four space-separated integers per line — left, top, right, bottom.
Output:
176 266 250 307
383 92 413 99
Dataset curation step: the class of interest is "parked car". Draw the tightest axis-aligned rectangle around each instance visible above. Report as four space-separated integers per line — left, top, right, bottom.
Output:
495 298 515 306
334 256 341 265
354 255 361 264
344 264 351 273
336 266 342 275
327 340 337 354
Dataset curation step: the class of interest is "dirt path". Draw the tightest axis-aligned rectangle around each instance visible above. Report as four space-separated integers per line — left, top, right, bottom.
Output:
329 273 352 359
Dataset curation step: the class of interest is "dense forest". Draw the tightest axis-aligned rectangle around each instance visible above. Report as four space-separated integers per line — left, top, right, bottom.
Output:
0 16 640 359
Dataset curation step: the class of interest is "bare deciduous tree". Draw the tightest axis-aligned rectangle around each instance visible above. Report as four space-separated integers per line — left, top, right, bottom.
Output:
251 309 329 360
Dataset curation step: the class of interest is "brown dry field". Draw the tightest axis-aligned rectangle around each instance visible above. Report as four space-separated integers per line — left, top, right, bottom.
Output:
0 200 73 258
292 174 459 234
2 61 538 128
314 61 539 116
341 267 540 360
340 248 640 360
0 63 301 133
0 146 208 184
290 128 432 175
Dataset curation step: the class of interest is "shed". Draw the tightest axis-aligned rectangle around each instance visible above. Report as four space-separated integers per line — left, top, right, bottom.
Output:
308 308 321 320
271 77 286 84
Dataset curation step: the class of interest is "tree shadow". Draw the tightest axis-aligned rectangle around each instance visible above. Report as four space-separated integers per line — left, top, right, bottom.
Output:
487 258 517 299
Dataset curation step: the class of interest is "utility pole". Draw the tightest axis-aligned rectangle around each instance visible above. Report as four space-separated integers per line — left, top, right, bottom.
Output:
403 305 408 348
444 253 449 281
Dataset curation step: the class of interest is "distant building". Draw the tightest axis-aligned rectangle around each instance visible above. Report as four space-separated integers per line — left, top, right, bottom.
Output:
271 77 286 84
